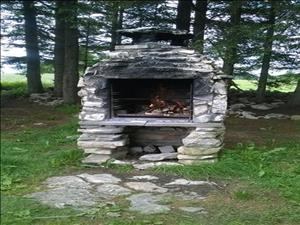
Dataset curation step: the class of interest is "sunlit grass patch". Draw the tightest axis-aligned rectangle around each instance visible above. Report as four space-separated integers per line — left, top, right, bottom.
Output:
0 73 54 98
234 77 297 92
1 73 54 84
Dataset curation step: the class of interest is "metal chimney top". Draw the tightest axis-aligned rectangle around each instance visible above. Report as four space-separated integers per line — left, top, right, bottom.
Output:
117 27 193 46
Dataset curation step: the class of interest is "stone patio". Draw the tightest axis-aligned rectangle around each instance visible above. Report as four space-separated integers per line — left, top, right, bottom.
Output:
27 173 220 215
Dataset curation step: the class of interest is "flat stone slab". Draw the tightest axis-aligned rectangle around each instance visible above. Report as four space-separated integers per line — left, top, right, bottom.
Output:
179 206 205 213
110 159 133 165
129 175 159 181
165 179 217 186
27 176 94 210
133 161 182 170
177 146 220 155
81 154 111 164
143 145 156 153
44 176 90 189
27 187 96 210
250 103 274 110
127 193 170 214
125 182 168 193
96 184 132 199
158 146 175 153
27 173 220 215
77 173 121 184
139 153 177 161
263 113 290 119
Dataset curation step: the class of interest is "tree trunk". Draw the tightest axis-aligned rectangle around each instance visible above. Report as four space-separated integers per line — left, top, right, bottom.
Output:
83 22 90 72
110 3 119 51
193 0 208 53
288 79 300 106
172 0 192 46
63 0 79 104
23 0 43 94
54 0 65 97
256 1 277 102
222 0 242 76
116 7 123 45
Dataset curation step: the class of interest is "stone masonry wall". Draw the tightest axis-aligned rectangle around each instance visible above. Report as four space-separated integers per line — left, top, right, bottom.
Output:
77 43 231 165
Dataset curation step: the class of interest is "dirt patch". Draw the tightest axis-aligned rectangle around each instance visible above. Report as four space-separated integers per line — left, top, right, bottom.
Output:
243 104 300 116
224 117 300 148
1 98 75 131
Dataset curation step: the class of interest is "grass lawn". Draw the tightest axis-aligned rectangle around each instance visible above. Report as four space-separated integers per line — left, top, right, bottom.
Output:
1 73 54 99
234 79 297 92
1 96 300 225
1 73 54 84
1 75 299 224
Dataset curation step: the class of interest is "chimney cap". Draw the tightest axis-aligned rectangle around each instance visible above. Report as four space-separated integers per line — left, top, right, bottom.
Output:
117 27 193 46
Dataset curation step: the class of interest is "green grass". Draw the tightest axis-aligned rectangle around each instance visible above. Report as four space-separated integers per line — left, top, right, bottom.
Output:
154 142 300 204
1 73 54 84
2 117 300 225
234 78 297 92
1 119 83 194
0 73 54 98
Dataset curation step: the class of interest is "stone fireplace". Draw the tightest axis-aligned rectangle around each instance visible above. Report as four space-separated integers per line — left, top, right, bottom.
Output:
77 28 231 165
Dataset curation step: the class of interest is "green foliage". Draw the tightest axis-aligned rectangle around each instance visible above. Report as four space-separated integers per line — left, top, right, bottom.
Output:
267 73 299 90
154 142 300 204
1 81 28 97
40 62 54 74
1 119 82 194
0 73 55 100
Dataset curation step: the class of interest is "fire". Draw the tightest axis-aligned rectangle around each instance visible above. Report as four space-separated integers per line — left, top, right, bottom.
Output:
146 85 189 116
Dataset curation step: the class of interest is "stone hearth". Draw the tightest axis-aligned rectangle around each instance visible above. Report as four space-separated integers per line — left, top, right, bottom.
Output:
77 27 231 165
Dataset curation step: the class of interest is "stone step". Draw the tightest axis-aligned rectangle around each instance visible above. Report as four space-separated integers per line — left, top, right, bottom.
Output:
177 146 221 155
139 153 177 162
78 139 128 148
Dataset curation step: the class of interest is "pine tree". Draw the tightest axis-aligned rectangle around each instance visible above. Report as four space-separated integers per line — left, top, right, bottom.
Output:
193 0 208 53
23 0 44 93
63 0 79 104
54 0 65 97
256 0 277 102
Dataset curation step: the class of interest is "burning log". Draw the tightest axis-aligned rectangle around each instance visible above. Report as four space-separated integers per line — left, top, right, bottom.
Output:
146 95 189 116
148 95 167 112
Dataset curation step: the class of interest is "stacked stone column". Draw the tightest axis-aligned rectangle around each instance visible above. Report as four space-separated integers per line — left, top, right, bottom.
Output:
177 76 228 165
78 125 128 164
77 73 128 164
177 125 225 164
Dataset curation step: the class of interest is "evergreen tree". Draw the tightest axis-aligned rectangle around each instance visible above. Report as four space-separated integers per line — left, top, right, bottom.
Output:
256 0 277 102
193 0 208 53
53 0 65 97
23 0 44 93
172 0 192 46
63 0 79 104
222 0 242 76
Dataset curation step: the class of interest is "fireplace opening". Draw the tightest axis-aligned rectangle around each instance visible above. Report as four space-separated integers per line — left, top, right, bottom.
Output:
110 79 193 119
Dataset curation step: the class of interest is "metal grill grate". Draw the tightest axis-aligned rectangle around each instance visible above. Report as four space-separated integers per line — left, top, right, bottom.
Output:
110 79 193 119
